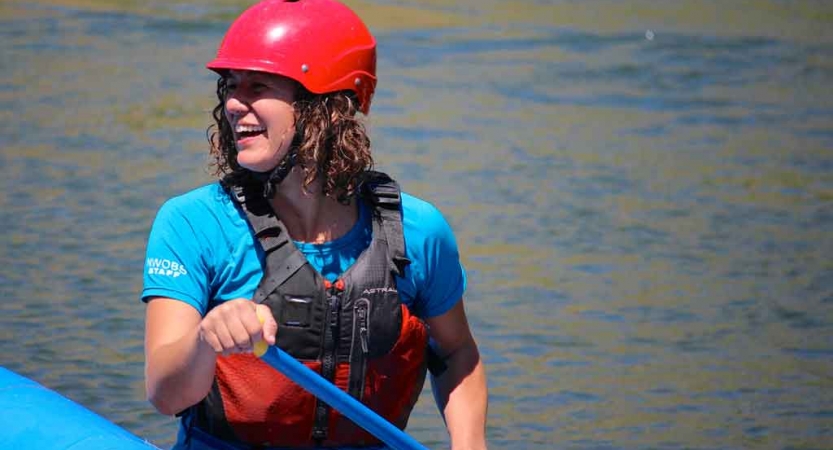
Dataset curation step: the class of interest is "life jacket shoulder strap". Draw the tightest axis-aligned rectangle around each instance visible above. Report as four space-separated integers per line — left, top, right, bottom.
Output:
359 171 410 277
230 183 307 304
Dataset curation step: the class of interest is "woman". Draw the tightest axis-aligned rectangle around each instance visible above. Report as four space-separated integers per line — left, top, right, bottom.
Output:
141 1 487 449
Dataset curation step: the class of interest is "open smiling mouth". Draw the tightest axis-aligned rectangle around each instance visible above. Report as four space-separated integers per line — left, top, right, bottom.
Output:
235 124 267 141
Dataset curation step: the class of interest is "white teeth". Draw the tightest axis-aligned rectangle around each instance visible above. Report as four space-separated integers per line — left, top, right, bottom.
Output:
235 124 266 133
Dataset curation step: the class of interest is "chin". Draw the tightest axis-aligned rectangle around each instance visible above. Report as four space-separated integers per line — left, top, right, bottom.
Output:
237 156 278 174
239 163 274 174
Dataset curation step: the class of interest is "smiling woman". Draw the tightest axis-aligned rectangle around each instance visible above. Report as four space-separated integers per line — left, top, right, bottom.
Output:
140 0 488 449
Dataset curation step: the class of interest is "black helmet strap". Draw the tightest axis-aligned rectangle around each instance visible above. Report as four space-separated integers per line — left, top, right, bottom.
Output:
256 115 306 199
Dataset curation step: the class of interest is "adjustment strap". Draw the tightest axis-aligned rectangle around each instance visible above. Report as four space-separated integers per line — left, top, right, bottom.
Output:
253 249 308 304
379 211 410 277
362 173 411 277
369 181 401 210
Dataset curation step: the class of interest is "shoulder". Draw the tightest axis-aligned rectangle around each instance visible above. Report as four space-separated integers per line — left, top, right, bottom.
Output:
150 182 243 250
398 191 461 264
156 183 230 218
396 191 466 318
400 191 454 238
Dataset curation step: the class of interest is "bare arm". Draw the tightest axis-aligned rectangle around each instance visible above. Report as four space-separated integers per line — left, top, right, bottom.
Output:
144 297 277 415
426 298 488 450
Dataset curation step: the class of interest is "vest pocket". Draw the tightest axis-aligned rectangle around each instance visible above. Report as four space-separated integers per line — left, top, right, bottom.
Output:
348 298 370 401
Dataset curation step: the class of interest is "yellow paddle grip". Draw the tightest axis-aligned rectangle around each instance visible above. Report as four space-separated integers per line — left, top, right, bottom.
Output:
253 307 268 357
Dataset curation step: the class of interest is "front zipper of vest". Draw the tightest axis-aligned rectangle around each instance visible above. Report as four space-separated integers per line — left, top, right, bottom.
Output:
348 298 370 401
312 280 342 442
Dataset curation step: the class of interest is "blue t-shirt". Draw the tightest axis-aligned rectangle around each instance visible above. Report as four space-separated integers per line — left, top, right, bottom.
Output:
142 183 465 318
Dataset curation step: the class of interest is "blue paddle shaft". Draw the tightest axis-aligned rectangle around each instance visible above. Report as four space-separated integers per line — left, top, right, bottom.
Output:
260 346 429 450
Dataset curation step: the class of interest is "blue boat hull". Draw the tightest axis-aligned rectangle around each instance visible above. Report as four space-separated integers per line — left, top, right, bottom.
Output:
0 367 159 449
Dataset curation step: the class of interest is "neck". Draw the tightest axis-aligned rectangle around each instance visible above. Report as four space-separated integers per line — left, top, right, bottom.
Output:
267 167 357 244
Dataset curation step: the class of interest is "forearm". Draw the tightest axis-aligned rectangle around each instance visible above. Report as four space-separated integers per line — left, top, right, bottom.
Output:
145 324 217 416
432 341 488 450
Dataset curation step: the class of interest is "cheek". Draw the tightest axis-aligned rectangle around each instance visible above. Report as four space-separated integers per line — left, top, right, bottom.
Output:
269 109 296 137
223 109 237 130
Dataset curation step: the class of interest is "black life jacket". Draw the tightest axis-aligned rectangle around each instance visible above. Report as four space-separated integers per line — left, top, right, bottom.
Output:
186 171 429 448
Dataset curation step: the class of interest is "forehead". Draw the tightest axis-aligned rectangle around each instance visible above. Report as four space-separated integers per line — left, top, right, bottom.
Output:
226 69 289 84
224 71 299 96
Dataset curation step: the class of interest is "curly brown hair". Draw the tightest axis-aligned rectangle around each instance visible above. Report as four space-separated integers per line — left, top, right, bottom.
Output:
207 76 374 203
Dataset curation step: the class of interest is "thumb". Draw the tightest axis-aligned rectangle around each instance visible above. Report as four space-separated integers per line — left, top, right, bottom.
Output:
255 303 278 346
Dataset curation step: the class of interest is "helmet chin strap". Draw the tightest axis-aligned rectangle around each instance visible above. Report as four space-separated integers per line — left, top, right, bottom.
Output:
260 148 297 199
254 118 305 199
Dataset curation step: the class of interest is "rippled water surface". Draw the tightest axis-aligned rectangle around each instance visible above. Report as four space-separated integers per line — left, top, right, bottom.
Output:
1 1 832 449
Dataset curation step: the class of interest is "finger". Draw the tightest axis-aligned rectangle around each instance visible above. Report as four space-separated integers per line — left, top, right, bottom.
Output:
255 304 278 346
213 320 237 354
201 329 224 354
227 314 255 351
238 302 266 340
199 314 232 354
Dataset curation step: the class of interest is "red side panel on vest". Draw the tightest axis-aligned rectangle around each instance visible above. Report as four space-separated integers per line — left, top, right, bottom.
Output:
216 355 320 446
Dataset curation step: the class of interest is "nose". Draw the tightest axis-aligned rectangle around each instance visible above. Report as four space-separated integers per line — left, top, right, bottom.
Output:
225 93 249 118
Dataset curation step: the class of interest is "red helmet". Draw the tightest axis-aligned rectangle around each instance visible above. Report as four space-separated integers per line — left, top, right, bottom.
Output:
207 0 377 114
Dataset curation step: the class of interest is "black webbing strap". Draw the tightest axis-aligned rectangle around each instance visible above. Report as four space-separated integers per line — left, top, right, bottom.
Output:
362 172 410 277
231 185 307 303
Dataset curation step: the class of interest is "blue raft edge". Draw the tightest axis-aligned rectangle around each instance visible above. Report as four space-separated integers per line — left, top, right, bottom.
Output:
0 366 160 450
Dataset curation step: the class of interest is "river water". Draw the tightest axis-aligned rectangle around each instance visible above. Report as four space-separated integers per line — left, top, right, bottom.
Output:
1 1 832 449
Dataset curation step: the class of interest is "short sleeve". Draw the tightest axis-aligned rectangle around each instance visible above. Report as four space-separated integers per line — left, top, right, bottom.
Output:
402 195 467 318
141 198 211 316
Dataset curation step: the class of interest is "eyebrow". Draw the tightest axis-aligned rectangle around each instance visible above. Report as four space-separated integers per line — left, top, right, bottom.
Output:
227 71 269 82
